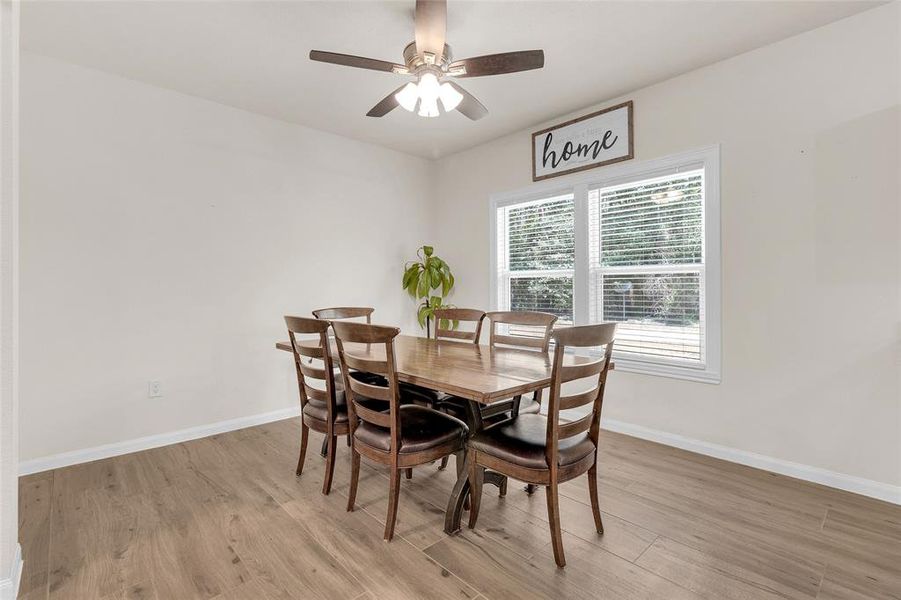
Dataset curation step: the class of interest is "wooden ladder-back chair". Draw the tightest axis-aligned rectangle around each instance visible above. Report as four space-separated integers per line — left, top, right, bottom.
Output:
466 323 616 567
332 321 468 541
433 308 487 342
284 315 349 495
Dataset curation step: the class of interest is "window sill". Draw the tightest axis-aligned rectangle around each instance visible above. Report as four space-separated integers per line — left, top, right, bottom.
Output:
611 357 721 384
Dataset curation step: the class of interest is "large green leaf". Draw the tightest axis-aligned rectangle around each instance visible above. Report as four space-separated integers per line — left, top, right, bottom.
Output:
417 271 429 299
423 246 434 257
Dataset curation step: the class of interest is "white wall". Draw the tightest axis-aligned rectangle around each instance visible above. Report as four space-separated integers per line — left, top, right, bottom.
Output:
0 1 21 596
18 53 433 463
432 4 901 492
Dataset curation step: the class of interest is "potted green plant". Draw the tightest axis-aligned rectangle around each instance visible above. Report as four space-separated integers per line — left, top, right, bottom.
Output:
402 245 455 336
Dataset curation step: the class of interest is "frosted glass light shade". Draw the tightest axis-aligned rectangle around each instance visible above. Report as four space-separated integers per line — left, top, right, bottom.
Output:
418 95 440 117
438 82 463 112
395 82 419 112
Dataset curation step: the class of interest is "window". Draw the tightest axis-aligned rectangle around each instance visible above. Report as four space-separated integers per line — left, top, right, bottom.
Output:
491 146 721 383
496 193 575 324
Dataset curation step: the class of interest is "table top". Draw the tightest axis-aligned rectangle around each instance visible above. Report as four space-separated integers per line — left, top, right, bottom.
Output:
276 334 609 403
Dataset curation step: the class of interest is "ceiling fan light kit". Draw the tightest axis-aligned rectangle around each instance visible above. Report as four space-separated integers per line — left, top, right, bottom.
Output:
309 0 545 121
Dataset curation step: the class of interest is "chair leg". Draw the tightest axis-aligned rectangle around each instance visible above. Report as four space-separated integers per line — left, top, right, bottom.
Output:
319 436 328 457
467 461 484 529
346 449 360 512
322 434 337 495
587 463 604 534
525 483 537 495
346 433 351 447
295 423 309 476
405 468 413 480
385 468 402 541
546 481 566 568
438 456 449 470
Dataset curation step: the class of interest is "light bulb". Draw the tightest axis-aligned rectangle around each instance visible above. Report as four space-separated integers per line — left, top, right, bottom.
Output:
438 82 463 112
417 72 440 103
418 95 440 117
394 82 419 112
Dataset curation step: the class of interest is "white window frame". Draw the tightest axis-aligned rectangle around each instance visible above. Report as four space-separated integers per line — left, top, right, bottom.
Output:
489 145 721 384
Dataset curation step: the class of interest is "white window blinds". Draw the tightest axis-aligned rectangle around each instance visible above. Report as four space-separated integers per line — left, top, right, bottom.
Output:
496 193 574 324
589 170 705 365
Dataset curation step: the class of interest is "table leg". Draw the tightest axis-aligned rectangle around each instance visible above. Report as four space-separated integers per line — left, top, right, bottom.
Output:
319 436 328 458
444 449 471 534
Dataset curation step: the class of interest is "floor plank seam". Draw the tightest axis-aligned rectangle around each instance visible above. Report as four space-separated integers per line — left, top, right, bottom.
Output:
631 534 659 564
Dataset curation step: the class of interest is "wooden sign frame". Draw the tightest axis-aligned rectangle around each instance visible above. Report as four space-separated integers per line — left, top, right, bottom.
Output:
531 100 634 182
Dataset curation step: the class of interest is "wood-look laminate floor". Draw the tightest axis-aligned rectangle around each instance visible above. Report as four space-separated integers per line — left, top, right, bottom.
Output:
18 418 901 600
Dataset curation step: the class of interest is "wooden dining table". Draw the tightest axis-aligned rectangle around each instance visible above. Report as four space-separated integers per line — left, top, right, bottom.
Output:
276 333 609 534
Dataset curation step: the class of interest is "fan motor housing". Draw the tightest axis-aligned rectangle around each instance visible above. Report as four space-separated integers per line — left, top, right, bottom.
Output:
403 41 452 72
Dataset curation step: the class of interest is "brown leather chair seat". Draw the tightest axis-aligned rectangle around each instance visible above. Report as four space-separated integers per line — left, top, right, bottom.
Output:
470 414 595 470
354 405 468 453
302 390 348 423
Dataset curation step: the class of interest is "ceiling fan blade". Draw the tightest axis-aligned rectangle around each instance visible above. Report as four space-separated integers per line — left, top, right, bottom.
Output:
414 0 447 58
446 82 487 121
366 85 407 117
448 50 544 78
309 50 407 74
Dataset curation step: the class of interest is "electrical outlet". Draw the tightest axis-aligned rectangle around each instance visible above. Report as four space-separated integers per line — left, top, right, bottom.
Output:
148 380 162 398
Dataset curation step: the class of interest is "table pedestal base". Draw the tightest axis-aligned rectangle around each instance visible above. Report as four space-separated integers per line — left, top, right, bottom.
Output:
444 399 510 534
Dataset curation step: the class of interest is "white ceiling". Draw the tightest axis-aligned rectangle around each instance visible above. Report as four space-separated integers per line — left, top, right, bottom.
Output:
22 0 881 158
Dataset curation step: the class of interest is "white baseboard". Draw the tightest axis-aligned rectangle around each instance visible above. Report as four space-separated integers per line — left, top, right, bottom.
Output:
17 407 899 506
603 419 901 505
19 406 301 476
0 544 22 600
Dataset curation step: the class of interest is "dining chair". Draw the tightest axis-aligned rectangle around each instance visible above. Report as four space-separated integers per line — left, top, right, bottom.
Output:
332 320 468 541
466 322 616 567
310 306 384 456
284 315 350 495
433 308 487 342
487 309 557 408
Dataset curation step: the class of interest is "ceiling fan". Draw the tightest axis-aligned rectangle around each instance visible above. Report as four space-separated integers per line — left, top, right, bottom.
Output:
309 0 544 120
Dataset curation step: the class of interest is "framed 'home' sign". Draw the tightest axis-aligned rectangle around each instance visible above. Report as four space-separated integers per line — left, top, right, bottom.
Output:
532 100 633 181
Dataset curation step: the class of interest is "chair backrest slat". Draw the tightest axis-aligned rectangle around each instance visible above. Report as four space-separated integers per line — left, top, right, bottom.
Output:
353 401 392 428
558 413 594 439
492 333 546 350
303 383 329 403
486 311 557 353
342 352 389 375
348 377 392 402
312 306 374 323
332 321 402 453
433 308 486 343
295 344 324 359
559 358 606 383
558 387 598 411
298 361 328 381
544 323 616 467
284 316 338 420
